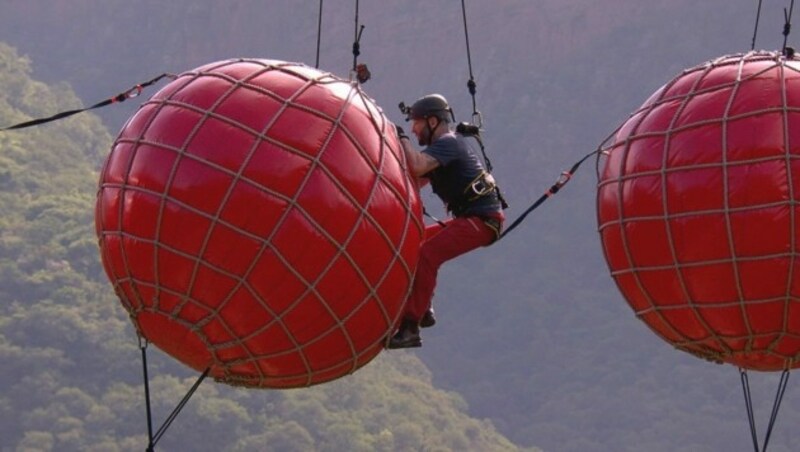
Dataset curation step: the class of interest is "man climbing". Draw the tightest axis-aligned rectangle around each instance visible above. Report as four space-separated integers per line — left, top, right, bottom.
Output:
388 93 505 349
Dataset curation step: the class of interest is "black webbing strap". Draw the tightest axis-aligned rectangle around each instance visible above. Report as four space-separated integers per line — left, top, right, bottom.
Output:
140 338 155 448
739 368 791 452
498 148 599 240
1 73 175 131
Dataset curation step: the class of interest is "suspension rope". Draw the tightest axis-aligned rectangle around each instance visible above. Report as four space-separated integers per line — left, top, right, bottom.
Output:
763 369 790 451
460 0 480 126
351 0 370 83
740 369 760 452
140 338 155 450
783 0 795 55
352 0 362 71
150 367 210 449
752 0 764 50
139 337 210 451
739 368 791 452
0 73 175 131
454 0 511 212
315 0 324 68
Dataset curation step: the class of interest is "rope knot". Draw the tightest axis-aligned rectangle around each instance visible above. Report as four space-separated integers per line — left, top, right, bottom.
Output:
467 78 477 95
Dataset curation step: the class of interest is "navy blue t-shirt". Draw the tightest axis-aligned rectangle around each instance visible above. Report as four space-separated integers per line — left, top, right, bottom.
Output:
422 132 502 217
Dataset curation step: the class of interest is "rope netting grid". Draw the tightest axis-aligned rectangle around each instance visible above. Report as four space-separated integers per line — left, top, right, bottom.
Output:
106 63 410 386
170 64 383 385
596 51 800 366
97 73 195 317
99 59 422 387
214 66 412 383
596 50 800 451
155 62 327 386
598 55 733 363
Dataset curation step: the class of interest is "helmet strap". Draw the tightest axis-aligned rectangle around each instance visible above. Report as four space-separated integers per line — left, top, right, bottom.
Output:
423 116 441 145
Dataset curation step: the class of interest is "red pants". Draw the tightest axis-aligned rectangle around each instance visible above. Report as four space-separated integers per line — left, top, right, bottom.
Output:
403 214 503 322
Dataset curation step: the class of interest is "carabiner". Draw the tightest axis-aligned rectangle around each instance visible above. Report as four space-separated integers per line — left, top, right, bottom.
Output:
555 171 572 188
471 111 483 129
125 84 143 99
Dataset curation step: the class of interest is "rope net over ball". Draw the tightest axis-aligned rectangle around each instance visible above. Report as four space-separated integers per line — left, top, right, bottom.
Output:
597 51 800 371
95 59 424 388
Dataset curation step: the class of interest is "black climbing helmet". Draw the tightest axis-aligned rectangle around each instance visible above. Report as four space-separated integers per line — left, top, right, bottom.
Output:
407 94 454 123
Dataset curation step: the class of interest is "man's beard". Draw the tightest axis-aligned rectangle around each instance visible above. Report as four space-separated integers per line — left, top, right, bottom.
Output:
417 128 432 146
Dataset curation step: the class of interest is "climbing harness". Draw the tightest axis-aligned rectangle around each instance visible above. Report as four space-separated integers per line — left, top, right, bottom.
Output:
456 125 509 210
464 171 497 202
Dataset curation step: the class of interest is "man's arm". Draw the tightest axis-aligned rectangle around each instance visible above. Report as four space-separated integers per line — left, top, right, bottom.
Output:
400 137 439 177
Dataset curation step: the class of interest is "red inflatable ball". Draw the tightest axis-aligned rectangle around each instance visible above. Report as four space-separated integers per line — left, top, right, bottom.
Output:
597 51 800 371
95 59 424 388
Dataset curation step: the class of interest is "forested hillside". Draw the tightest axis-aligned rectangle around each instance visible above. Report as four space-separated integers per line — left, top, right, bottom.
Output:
3 1 800 451
0 43 534 451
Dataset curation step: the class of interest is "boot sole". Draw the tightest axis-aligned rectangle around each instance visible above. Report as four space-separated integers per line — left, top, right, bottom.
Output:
386 339 422 349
